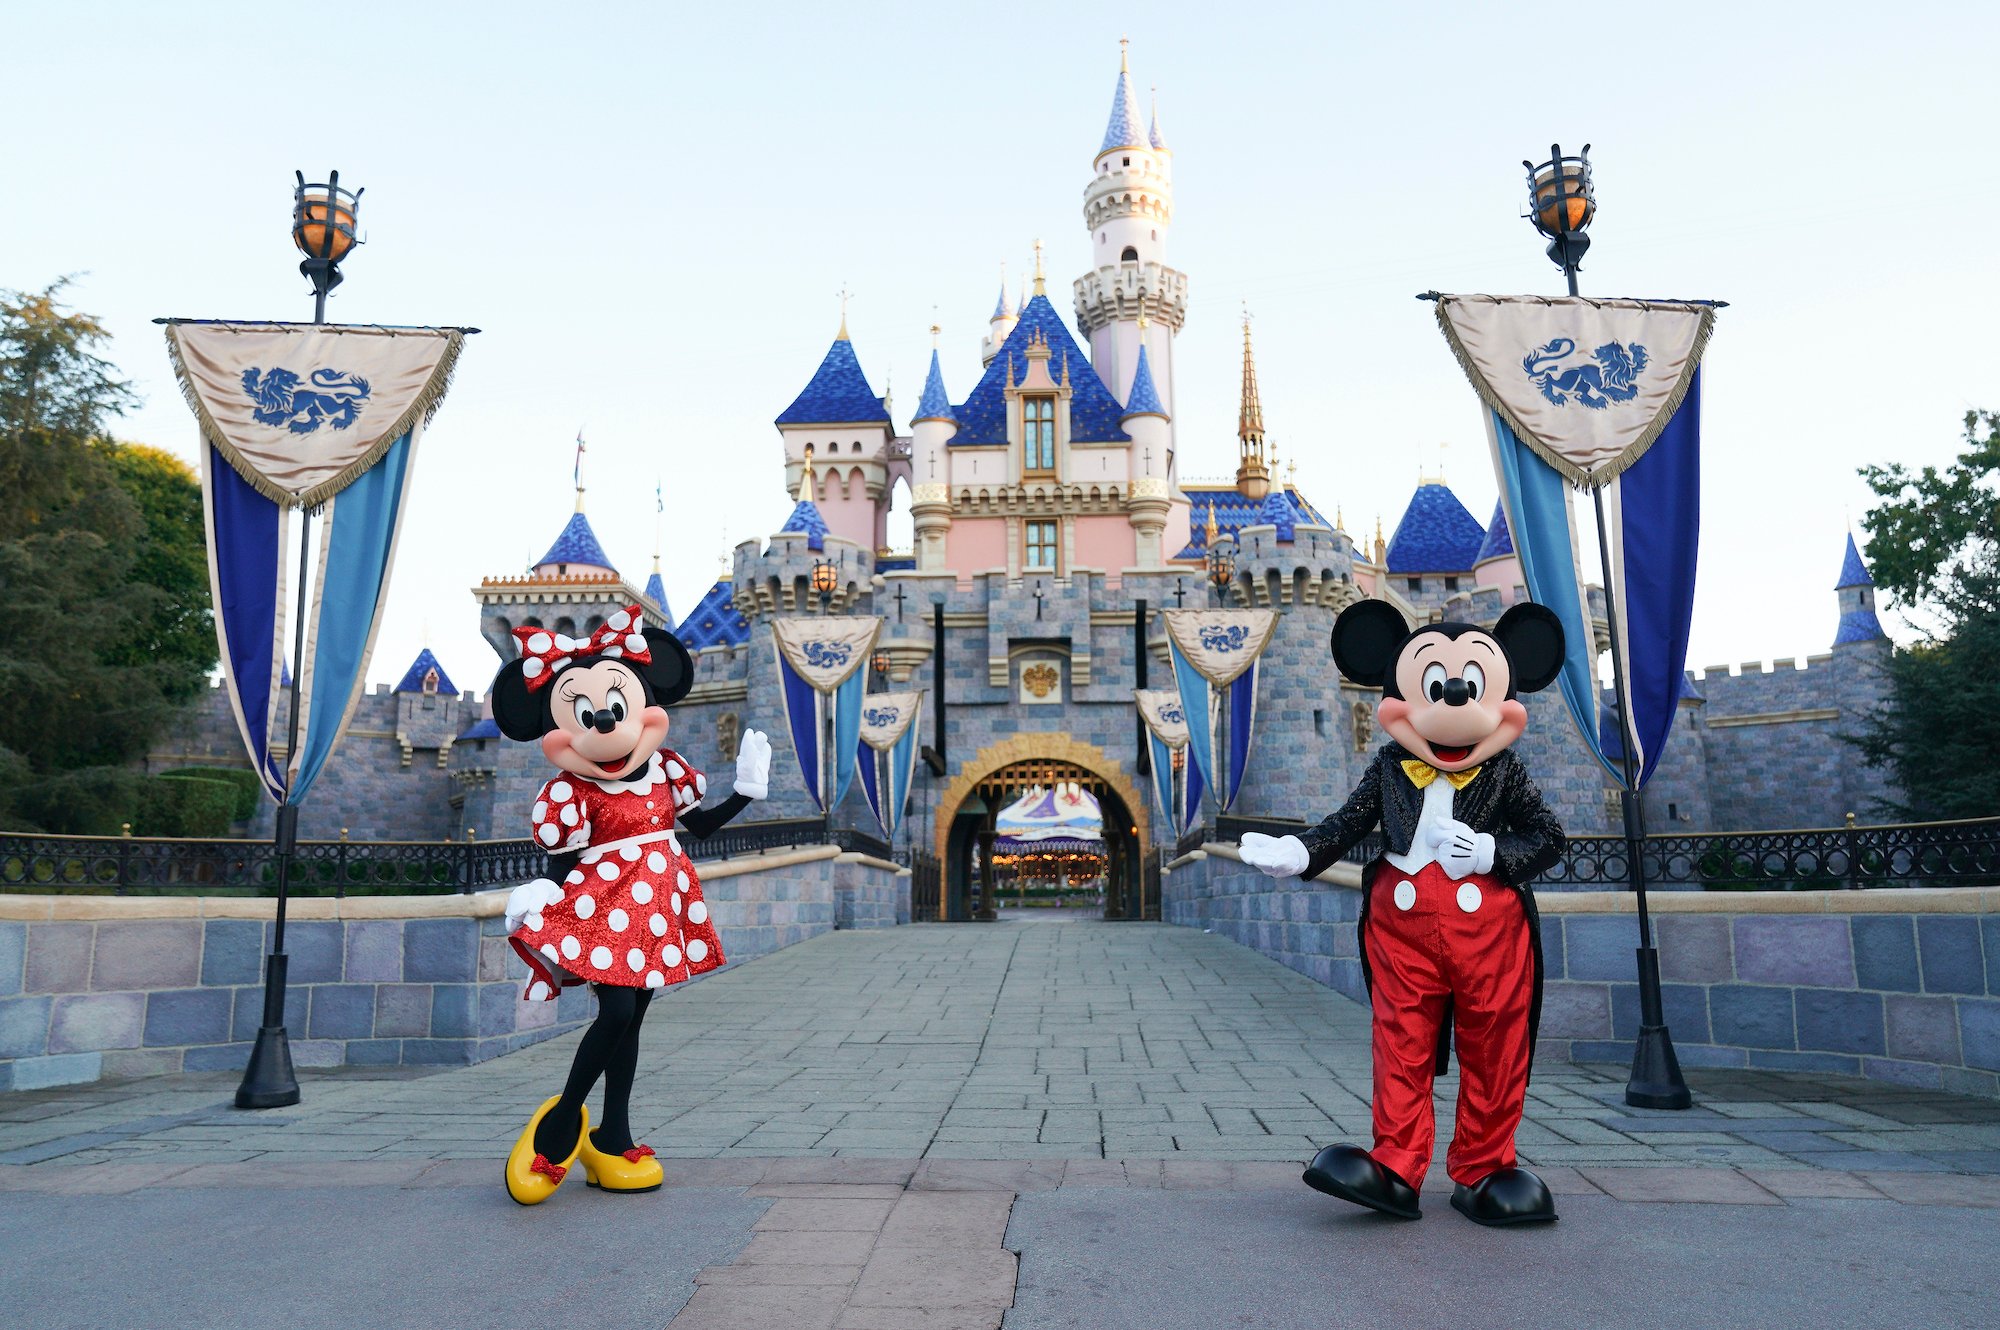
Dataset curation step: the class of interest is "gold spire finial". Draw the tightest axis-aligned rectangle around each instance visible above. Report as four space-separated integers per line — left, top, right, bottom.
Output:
1204 501 1219 543
1137 308 1149 332
836 284 851 340
1032 238 1046 295
797 443 816 502
1335 504 1345 531
930 322 941 347
1120 35 1129 72
1235 304 1270 499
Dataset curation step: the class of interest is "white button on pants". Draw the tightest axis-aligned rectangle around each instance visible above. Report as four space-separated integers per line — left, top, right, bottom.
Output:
1392 880 1417 911
1456 882 1483 913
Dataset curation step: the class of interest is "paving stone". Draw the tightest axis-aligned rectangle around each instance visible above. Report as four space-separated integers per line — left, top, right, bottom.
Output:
670 1283 848 1330
753 1198 897 1231
876 1191 1013 1248
1856 1171 2000 1207
850 1246 1017 1309
24 924 93 994
1575 1167 1781 1204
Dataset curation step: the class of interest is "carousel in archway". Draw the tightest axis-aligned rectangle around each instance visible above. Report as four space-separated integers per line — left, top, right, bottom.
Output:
989 782 1106 886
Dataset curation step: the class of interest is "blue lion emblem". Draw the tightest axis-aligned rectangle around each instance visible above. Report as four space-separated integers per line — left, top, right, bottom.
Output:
1199 624 1249 652
1521 338 1649 410
240 366 372 434
1159 703 1184 725
864 707 899 728
803 641 852 669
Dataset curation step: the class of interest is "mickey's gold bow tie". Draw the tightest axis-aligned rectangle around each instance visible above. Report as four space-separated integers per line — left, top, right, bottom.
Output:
1402 759 1482 791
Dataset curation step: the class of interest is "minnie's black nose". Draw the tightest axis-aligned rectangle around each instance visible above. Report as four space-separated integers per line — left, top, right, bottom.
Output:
1442 678 1470 707
591 710 618 734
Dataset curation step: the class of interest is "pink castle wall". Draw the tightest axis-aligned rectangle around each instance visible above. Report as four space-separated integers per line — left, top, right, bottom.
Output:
1072 515 1135 573
949 517 1007 582
816 468 876 549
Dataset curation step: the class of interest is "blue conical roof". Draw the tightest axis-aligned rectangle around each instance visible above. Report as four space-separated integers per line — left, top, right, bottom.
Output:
780 498 829 551
1836 533 1873 589
643 570 673 625
951 294 1130 445
1122 344 1167 419
1385 484 1486 574
991 285 1014 321
1100 64 1146 154
913 350 955 425
393 647 456 695
776 335 892 426
1149 97 1168 151
676 580 751 651
1255 489 1295 543
536 511 615 571
1474 501 1515 563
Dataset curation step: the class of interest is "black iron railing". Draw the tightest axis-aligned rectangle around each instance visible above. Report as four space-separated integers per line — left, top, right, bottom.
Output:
1170 815 2000 891
0 815 891 898
908 852 942 922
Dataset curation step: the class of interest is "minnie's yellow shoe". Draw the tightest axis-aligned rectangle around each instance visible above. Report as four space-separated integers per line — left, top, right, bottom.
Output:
578 1132 664 1193
505 1097 588 1206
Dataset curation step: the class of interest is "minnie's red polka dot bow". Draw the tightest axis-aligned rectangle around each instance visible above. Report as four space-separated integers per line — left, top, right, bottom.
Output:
512 606 652 691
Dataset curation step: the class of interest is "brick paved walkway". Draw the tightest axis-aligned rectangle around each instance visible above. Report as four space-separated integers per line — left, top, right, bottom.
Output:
4 914 1997 1173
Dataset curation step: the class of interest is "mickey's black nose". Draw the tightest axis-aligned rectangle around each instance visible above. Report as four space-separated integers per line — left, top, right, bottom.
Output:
1441 678 1471 707
591 710 618 734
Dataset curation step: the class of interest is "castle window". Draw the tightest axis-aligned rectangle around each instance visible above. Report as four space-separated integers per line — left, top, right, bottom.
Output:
1444 576 1460 592
421 668 439 695
1407 577 1423 593
1023 396 1056 473
1123 156 1131 166
1025 520 1058 571
1121 246 1138 262
1150 229 1158 240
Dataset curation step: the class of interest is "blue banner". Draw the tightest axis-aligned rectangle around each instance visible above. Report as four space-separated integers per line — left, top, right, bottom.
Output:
1225 664 1257 811
203 446 289 800
777 653 825 809
1169 641 1215 807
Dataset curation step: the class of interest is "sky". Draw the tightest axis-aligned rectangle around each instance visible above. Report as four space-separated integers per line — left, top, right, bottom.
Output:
6 1 1996 695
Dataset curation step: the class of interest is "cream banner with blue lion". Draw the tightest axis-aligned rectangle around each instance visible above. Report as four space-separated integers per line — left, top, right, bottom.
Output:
1162 609 1277 812
770 616 883 810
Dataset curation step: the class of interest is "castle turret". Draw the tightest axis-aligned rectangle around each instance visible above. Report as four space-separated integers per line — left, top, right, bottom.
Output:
774 315 895 552
1074 40 1187 450
1121 334 1171 569
910 340 957 573
1833 533 1888 646
1235 313 1271 500
980 269 1017 367
1471 500 1523 604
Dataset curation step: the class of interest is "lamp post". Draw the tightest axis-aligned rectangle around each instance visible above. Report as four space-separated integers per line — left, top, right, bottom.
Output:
811 557 838 615
1204 536 1236 607
236 170 364 1111
1522 144 1690 1111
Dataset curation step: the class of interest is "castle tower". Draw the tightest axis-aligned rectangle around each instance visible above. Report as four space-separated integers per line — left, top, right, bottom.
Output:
473 475 661 663
1833 533 1888 646
980 268 1017 367
1073 40 1188 451
910 336 957 573
774 311 895 552
1121 329 1172 569
1235 313 1271 500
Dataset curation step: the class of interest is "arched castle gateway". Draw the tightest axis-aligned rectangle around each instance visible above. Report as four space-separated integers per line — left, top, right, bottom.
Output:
165 45 1900 873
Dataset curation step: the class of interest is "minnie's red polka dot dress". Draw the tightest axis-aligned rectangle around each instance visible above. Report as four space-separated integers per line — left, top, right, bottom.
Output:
508 748 725 1000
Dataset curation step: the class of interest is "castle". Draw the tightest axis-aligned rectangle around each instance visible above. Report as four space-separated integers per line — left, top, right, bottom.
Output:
149 49 1899 900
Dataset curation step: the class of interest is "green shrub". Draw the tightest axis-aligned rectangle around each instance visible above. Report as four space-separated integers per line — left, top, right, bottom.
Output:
132 775 239 838
159 767 262 822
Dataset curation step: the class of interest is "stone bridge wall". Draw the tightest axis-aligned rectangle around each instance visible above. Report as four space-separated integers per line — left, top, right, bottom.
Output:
1164 843 2000 1099
0 846 907 1092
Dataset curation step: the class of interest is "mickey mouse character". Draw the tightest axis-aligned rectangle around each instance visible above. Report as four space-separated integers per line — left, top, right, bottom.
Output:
489 607 773 1206
1240 599 1567 1226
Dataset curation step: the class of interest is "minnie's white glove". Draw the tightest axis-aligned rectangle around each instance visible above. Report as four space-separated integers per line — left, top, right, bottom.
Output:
1430 819 1496 880
1239 832 1311 879
504 877 564 934
735 729 772 800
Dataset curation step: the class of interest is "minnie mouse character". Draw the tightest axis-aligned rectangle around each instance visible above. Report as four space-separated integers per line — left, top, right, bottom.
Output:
489 607 772 1206
1240 599 1567 1226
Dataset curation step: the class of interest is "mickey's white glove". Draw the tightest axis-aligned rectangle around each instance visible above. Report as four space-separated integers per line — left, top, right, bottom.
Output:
1430 819 1496 880
1239 832 1311 879
504 877 564 934
735 729 772 800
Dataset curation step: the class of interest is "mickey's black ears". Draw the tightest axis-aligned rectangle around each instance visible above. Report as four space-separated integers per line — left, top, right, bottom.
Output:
1331 600 1411 688
636 627 695 706
490 660 545 742
1493 602 1566 694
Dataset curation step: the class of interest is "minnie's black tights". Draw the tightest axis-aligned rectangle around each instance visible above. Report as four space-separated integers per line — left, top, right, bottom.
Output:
532 984 653 1160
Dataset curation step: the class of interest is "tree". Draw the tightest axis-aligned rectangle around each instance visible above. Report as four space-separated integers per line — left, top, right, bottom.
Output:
1850 410 2000 821
0 281 217 832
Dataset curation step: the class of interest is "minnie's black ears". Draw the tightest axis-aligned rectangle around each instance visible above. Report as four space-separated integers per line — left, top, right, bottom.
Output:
1493 602 1566 694
1330 600 1411 688
490 660 544 742
636 627 695 706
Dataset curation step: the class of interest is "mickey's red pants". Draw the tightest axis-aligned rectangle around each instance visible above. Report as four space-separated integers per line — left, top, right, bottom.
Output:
1364 859 1532 1190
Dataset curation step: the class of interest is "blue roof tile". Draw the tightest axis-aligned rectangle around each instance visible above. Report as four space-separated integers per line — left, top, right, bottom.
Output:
951 294 1130 446
1836 533 1874 589
913 350 955 425
875 555 916 573
459 716 502 741
1255 490 1296 543
536 511 616 571
1474 501 1515 563
1834 608 1886 645
1122 344 1167 419
393 647 456 695
1385 484 1486 573
1101 65 1146 154
1173 486 1329 559
643 570 673 625
676 580 750 651
776 336 892 426
779 498 829 551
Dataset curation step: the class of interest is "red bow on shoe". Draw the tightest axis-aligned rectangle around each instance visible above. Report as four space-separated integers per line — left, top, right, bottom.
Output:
621 1145 656 1163
512 607 652 692
529 1154 568 1183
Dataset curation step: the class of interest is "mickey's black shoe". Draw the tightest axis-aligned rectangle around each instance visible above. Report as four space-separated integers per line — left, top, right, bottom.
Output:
1301 1144 1421 1220
1450 1167 1558 1226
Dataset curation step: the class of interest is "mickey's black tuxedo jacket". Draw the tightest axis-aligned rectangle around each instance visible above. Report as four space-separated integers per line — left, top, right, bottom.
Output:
1298 741 1566 1072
